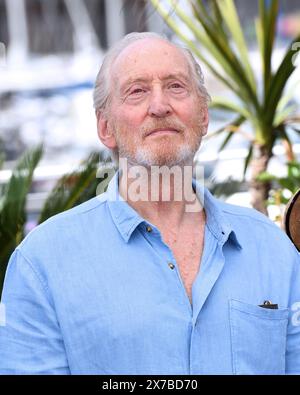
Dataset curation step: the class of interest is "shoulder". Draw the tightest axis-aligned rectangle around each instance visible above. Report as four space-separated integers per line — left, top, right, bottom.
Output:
205 187 278 229
5 193 114 290
210 192 299 259
220 199 276 228
19 193 109 252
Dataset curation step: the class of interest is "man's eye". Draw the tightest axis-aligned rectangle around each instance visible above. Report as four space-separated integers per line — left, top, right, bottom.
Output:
169 83 185 91
129 88 145 95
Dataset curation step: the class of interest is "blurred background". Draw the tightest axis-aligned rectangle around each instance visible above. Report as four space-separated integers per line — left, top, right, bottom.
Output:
0 0 300 220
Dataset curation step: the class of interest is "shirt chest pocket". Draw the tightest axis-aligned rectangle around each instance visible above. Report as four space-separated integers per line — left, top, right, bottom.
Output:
229 299 289 375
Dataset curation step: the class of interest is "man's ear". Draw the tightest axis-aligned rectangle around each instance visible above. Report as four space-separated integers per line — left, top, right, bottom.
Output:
201 106 209 136
96 110 117 150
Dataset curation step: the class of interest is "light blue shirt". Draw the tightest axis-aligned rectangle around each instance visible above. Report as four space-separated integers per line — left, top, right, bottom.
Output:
0 172 300 375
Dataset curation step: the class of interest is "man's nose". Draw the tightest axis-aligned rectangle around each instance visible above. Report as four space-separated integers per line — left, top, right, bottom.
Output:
147 88 172 118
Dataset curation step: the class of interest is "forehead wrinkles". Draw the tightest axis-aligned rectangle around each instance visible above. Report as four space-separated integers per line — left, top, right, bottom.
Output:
111 40 190 91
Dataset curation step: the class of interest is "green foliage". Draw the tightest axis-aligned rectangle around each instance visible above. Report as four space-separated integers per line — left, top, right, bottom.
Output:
209 177 244 199
39 152 114 224
0 146 43 291
257 161 300 205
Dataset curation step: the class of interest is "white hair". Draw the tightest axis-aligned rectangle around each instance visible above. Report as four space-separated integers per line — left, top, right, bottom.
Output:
93 31 210 113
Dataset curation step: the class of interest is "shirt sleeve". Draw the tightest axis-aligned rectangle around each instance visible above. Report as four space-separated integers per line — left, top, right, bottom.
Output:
0 249 70 374
286 249 300 374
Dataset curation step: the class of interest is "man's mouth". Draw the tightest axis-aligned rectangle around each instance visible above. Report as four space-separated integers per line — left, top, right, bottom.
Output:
146 128 180 137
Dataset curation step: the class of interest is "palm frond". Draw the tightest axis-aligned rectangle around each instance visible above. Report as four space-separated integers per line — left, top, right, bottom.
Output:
243 144 253 176
0 145 43 290
264 33 300 126
38 152 114 224
205 114 245 140
256 0 279 96
217 0 257 93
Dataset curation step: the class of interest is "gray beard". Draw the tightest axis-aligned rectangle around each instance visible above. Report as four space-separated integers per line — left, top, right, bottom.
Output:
116 135 202 168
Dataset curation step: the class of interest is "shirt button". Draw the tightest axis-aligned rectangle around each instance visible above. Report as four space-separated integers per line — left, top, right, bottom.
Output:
263 300 272 305
146 225 152 232
168 263 175 270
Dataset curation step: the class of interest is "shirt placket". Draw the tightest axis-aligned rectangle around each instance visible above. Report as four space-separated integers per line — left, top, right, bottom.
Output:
143 223 193 314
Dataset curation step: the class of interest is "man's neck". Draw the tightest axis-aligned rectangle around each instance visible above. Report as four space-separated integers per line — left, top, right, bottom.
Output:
118 163 205 231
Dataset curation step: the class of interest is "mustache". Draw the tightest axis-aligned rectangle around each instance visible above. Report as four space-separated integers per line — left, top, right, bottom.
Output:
140 119 186 137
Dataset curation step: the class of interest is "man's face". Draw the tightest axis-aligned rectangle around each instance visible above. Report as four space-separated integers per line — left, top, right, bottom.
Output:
100 38 208 167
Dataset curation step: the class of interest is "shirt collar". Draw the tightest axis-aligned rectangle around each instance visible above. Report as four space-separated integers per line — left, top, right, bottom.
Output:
106 170 242 249
196 180 242 250
106 171 145 243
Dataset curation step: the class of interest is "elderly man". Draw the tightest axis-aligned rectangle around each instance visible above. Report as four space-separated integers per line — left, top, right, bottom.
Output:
0 32 300 375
